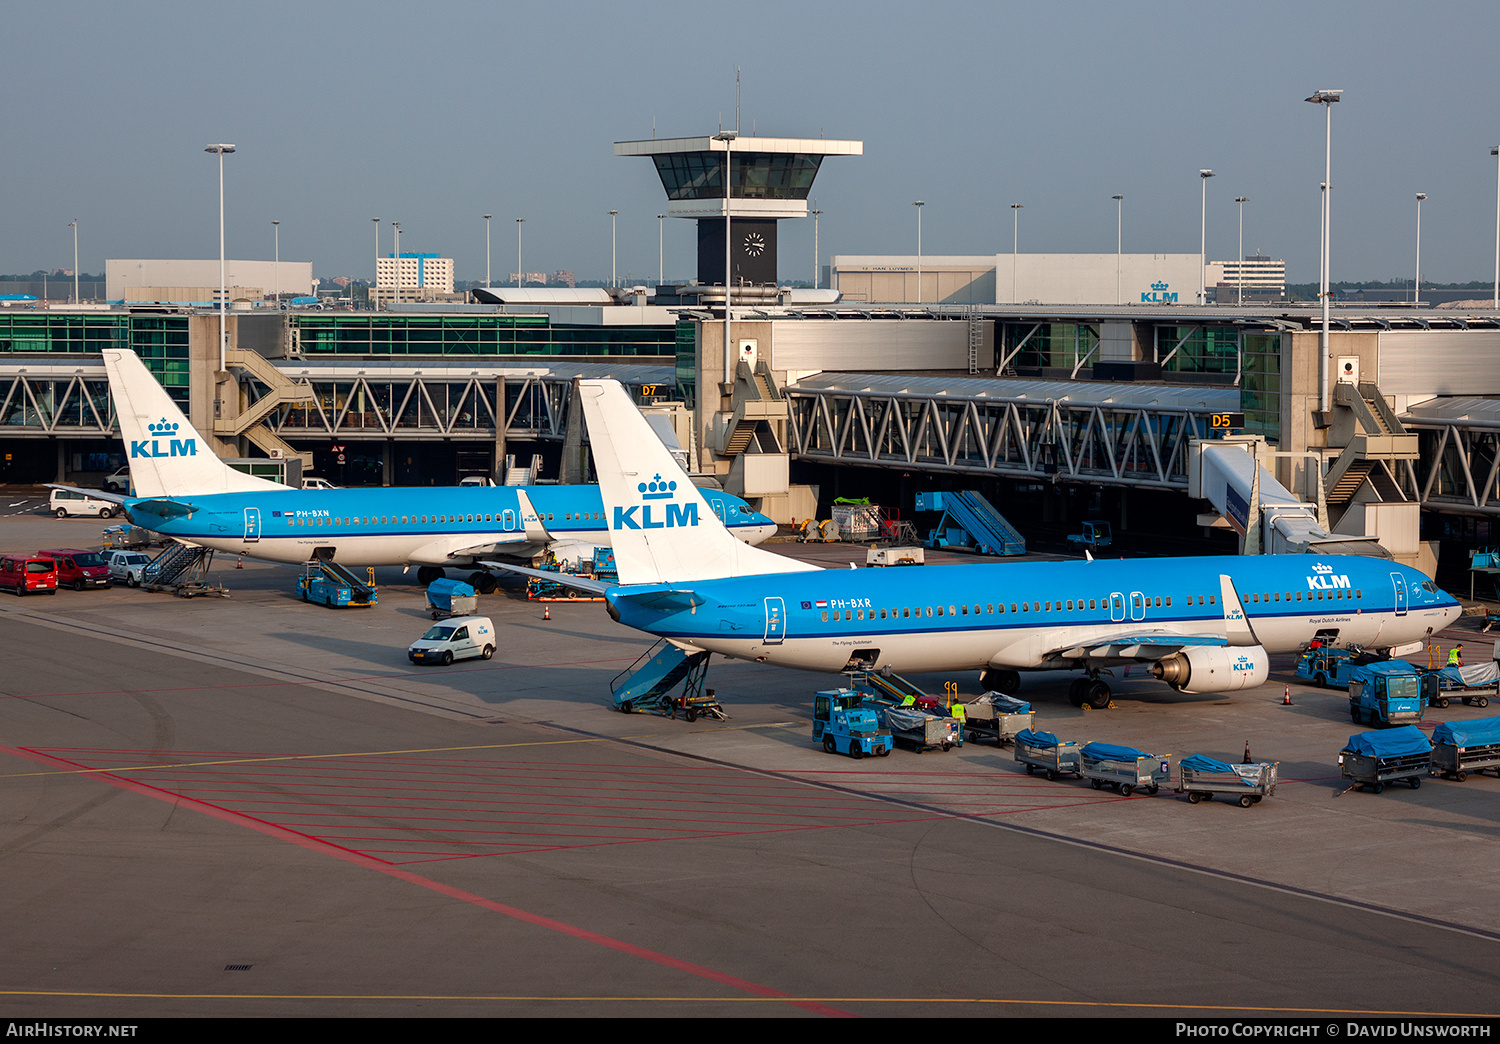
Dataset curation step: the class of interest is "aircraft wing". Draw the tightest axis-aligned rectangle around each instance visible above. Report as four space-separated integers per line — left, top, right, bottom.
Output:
46 484 129 506
478 560 614 597
1053 631 1230 661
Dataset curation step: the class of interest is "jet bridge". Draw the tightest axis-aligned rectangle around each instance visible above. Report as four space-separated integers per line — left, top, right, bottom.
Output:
1189 436 1388 558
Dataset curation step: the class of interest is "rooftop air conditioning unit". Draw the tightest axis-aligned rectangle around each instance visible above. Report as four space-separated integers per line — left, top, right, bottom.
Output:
268 448 284 459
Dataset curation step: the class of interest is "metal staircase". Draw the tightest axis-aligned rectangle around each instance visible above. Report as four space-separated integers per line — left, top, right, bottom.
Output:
1325 382 1418 511
914 490 1027 556
215 349 314 466
609 641 711 714
141 542 226 596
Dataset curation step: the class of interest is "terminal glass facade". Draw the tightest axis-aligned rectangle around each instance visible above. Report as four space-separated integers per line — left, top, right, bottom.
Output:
292 314 675 357
1238 333 1282 443
674 321 697 408
0 313 190 404
999 322 1099 371
1155 325 1240 377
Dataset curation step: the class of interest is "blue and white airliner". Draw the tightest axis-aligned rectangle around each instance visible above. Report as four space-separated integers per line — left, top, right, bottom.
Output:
60 349 775 582
490 380 1462 704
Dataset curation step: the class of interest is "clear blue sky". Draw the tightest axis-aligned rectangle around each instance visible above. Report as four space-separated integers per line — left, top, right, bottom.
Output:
5 0 1499 287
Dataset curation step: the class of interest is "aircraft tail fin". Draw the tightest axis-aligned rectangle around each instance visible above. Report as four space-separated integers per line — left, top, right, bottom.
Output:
578 379 818 586
102 349 286 498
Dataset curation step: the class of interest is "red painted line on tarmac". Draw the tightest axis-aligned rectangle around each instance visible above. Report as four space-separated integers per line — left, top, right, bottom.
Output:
0 653 644 702
0 744 855 1018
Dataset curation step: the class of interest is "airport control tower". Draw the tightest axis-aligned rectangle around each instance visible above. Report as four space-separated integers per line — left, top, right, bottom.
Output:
615 134 862 291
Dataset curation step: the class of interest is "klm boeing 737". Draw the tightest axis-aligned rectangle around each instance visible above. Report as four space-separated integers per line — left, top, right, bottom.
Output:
59 350 774 581
491 380 1461 705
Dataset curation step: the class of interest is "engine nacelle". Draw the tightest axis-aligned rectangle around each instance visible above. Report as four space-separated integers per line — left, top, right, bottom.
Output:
1151 646 1269 693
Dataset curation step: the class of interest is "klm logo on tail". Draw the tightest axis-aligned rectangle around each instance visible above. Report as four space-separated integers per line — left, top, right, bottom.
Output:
130 418 198 459
614 474 699 531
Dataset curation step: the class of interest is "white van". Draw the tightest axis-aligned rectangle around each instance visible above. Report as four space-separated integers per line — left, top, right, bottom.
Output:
50 488 118 519
408 616 495 666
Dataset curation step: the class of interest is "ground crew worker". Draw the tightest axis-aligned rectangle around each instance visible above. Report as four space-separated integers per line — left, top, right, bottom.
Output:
951 699 967 726
1449 644 1464 668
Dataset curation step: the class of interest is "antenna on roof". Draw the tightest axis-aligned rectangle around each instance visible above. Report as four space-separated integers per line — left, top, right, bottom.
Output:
735 67 740 136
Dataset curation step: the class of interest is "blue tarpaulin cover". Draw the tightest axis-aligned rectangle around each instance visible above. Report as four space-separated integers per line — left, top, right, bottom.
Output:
1432 716 1500 749
1180 754 1235 774
1081 742 1150 762
1017 729 1060 749
979 692 1033 714
1343 726 1432 758
427 578 475 597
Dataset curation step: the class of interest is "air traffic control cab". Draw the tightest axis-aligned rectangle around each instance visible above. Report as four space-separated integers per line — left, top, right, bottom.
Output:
615 134 862 300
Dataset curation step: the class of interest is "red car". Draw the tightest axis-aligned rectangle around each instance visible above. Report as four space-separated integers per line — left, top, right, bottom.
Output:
38 548 111 590
0 555 58 596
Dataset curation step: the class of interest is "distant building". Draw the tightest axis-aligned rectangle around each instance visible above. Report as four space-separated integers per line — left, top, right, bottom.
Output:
106 259 314 306
374 253 454 305
832 253 1205 306
1206 255 1286 303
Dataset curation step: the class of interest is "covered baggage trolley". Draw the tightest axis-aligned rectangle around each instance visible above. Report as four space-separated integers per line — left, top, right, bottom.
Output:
426 578 477 620
1430 717 1500 781
874 704 959 753
1340 726 1431 793
1014 729 1081 780
961 692 1034 747
1080 742 1170 796
1423 663 1497 709
1178 755 1278 808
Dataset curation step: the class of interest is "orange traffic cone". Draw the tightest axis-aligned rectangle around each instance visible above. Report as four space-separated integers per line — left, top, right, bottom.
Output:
543 605 550 620
1282 685 1292 706
235 554 243 569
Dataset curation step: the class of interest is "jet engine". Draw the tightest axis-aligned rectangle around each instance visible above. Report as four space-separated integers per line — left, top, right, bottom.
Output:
1151 646 1269 694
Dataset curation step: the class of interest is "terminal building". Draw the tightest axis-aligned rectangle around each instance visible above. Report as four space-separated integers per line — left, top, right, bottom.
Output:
2 127 1498 577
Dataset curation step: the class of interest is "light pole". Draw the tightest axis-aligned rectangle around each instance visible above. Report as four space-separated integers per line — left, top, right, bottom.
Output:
391 222 401 304
1492 147 1499 310
1111 195 1123 305
483 214 492 287
811 206 822 289
69 220 79 304
1414 193 1427 306
657 214 666 287
1306 89 1341 414
1199 169 1215 305
371 218 380 304
913 201 925 304
272 220 280 307
204 144 235 371
515 218 524 287
1234 197 1248 306
1010 204 1022 304
714 131 737 387
608 210 618 288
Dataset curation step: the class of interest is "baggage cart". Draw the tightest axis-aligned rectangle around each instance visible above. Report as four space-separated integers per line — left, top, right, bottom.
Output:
1080 742 1170 796
1177 755 1278 808
961 692 1034 747
426 578 477 620
1339 726 1430 793
1429 717 1500 781
1422 663 1498 709
874 704 958 753
1014 729 1081 780
102 524 156 550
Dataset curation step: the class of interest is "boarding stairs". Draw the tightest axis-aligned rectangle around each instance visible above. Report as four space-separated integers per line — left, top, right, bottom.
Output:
914 490 1027 556
142 541 227 597
503 453 543 486
610 641 712 716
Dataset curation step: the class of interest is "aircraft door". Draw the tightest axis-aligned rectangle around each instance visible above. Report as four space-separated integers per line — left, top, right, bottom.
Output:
1130 591 1146 621
1109 592 1125 622
763 596 785 645
1390 573 1408 616
502 509 516 531
712 497 726 523
243 507 261 542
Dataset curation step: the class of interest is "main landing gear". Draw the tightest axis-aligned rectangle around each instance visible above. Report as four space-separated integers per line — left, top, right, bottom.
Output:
979 668 1022 694
1068 673 1112 710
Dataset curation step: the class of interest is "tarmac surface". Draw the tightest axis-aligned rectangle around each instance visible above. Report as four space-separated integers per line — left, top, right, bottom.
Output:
2 498 1499 1017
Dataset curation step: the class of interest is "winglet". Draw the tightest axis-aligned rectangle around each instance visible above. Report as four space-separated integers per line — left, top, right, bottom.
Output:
1218 574 1260 646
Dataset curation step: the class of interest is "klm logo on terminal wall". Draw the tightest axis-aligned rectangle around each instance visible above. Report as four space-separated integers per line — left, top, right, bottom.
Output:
130 418 197 459
613 474 699 530
1141 281 1177 304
